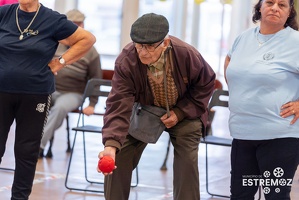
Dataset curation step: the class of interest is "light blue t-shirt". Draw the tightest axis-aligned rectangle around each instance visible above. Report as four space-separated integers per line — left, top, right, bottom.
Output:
226 26 299 140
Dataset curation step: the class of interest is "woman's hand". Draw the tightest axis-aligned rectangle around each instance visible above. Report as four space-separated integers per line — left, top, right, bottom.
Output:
280 101 299 124
49 27 96 75
48 58 64 75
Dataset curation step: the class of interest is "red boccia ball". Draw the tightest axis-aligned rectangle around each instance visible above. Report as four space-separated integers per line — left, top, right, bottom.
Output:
98 156 115 173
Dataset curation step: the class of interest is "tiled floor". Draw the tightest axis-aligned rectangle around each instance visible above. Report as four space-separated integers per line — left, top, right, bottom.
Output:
1 85 299 200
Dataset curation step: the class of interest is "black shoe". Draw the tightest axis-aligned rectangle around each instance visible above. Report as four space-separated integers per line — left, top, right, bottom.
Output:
38 148 44 158
45 149 53 158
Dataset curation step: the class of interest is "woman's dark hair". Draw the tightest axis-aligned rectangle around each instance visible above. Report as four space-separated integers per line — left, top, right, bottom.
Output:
252 0 298 30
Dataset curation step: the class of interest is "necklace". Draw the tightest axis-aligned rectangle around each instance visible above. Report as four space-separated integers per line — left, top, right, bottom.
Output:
256 32 274 47
16 4 41 40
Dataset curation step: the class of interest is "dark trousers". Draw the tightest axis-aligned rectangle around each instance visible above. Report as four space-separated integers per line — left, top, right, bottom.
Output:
0 92 50 200
230 138 299 200
104 118 202 200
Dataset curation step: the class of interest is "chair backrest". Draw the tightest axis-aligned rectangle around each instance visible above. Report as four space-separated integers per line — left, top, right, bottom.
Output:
102 69 114 80
208 89 229 111
76 78 112 124
214 79 223 90
82 78 112 100
205 89 229 136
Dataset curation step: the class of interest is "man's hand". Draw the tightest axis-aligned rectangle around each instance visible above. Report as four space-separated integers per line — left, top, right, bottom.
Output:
161 110 178 128
83 106 95 116
97 146 117 175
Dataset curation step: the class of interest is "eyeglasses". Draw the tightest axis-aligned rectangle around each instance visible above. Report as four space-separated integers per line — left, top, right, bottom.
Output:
135 40 164 52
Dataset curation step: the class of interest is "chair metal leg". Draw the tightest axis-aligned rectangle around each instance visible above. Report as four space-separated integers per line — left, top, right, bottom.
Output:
82 131 104 185
82 131 139 187
131 166 139 187
66 114 71 153
64 130 104 193
160 138 171 170
205 143 230 198
65 130 139 193
205 144 262 199
0 167 14 172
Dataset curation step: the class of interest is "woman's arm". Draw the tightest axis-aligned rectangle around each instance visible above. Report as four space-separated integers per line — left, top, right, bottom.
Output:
48 27 96 74
224 55 230 84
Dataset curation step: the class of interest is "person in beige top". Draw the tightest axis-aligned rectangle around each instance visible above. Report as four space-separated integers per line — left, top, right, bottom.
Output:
39 9 102 158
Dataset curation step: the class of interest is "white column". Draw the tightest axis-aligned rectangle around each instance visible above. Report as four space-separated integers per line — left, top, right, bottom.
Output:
190 2 201 48
295 1 299 22
228 0 254 47
120 0 139 51
171 0 188 40
54 0 77 14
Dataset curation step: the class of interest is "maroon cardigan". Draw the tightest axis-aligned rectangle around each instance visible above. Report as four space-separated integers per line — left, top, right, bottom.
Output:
102 36 216 150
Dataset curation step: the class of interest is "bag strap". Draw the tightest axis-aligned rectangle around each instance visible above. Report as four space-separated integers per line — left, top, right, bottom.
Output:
163 47 171 118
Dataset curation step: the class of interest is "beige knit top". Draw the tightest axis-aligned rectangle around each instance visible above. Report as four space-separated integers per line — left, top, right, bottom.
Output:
147 52 178 109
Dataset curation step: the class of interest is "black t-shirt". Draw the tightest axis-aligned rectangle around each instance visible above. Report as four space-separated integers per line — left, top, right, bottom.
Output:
0 4 78 94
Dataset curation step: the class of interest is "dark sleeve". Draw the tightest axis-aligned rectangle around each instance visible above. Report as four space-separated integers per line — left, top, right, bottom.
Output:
52 11 78 41
176 47 216 119
102 46 137 149
0 5 7 19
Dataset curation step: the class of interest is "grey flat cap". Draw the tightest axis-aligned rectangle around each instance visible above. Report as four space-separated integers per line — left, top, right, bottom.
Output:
130 13 169 44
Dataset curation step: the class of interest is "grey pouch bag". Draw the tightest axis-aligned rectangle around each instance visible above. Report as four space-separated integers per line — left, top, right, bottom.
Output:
129 103 166 143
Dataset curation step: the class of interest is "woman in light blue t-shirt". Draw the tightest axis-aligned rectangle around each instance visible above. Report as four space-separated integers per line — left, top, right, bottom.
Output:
224 0 299 199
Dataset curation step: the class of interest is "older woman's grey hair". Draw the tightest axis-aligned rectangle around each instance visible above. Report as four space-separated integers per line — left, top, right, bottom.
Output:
252 0 298 30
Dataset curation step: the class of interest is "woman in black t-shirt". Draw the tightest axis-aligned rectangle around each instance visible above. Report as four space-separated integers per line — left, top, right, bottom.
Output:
0 1 96 199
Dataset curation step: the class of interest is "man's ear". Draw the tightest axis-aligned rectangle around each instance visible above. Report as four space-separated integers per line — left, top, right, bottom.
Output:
164 38 171 47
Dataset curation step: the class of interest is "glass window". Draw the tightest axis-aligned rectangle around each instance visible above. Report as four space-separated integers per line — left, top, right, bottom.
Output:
187 0 232 75
78 0 123 56
138 0 232 74
139 0 173 31
76 0 232 74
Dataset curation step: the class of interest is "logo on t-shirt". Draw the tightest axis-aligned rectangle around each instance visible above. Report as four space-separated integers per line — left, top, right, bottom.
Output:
36 103 46 113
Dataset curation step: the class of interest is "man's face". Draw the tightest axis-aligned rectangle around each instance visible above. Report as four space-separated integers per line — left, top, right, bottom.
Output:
135 40 166 65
